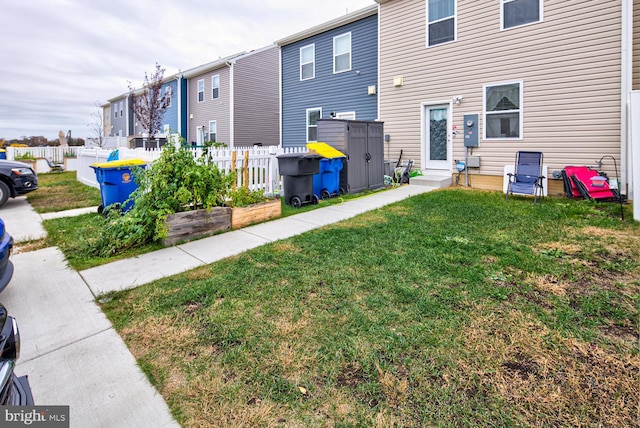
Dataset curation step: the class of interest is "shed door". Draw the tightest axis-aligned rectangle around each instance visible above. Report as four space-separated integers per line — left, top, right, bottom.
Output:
424 105 451 170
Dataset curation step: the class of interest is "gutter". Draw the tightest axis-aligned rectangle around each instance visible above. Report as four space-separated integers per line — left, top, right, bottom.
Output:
275 4 377 46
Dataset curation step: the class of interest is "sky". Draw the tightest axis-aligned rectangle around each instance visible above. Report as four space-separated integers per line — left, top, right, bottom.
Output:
0 0 375 141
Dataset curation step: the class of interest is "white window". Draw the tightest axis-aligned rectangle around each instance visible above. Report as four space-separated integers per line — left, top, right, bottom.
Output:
333 33 351 74
335 111 356 120
165 86 172 107
300 44 315 80
119 101 124 117
163 124 170 134
484 80 523 140
114 106 117 119
211 75 220 99
208 120 217 142
306 108 322 142
502 0 543 29
197 79 205 102
427 0 456 46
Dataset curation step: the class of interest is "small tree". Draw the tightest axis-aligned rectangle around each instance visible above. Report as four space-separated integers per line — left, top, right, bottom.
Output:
128 63 170 149
87 101 105 148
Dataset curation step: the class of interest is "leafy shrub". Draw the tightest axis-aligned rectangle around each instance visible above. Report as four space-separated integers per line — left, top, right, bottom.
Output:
87 142 237 256
15 152 36 161
228 187 268 207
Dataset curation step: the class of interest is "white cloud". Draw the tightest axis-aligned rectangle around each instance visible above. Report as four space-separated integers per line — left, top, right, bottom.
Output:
0 0 375 140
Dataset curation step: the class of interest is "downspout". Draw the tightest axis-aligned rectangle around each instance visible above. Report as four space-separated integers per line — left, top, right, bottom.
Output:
126 98 131 142
279 47 283 147
228 61 235 148
175 75 181 144
621 0 632 194
376 4 381 122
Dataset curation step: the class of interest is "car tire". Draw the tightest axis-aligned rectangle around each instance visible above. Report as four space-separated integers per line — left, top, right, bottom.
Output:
0 182 10 208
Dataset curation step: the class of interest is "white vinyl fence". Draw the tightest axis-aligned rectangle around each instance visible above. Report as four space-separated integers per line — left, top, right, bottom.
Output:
7 146 83 164
77 146 308 196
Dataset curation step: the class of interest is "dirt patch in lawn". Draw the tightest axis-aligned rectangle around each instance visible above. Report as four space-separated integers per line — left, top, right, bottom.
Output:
452 307 640 427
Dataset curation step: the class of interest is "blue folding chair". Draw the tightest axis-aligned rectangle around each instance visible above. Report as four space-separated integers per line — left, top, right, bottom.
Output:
506 151 544 202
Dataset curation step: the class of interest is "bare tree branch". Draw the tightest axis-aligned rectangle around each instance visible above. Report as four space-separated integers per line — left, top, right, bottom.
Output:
87 100 105 147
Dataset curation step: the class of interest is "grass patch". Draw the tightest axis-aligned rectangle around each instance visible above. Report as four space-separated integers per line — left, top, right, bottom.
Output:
100 189 639 427
27 171 102 213
42 213 164 270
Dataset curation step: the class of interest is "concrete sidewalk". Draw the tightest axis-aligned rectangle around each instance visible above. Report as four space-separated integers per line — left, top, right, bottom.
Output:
0 185 433 427
78 185 433 295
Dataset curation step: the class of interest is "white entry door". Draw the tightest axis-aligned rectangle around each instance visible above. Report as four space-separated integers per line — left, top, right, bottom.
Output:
423 104 451 170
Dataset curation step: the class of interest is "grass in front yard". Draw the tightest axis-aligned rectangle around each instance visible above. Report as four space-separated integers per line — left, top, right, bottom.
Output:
27 171 102 213
100 189 639 427
42 213 164 270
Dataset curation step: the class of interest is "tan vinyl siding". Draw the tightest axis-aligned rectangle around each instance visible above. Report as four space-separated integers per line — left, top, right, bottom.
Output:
188 66 231 145
634 0 640 90
233 46 280 147
379 0 623 179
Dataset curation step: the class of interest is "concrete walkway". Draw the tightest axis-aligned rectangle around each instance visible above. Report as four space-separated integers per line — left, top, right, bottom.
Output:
0 185 434 427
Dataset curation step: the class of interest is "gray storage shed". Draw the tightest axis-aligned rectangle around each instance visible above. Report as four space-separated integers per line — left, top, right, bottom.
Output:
316 119 385 194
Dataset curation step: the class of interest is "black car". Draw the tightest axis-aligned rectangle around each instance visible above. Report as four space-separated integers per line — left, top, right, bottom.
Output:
0 302 33 405
0 160 38 208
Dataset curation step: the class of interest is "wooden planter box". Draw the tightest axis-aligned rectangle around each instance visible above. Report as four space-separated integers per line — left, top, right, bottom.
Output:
163 207 231 246
231 199 281 229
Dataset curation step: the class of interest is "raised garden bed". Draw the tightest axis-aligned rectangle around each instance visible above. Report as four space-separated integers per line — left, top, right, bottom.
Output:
231 199 281 229
163 199 282 246
163 207 231 246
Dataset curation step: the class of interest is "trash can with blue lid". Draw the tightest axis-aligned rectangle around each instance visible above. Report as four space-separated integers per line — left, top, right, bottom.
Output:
307 143 346 200
90 159 146 213
277 153 322 208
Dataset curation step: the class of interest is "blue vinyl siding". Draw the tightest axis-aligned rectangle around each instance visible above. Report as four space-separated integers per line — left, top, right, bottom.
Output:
281 14 378 147
161 80 179 133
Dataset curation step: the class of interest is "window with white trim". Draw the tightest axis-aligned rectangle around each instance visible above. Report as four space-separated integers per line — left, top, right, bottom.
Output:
211 75 220 99
114 106 117 119
163 124 170 134
333 33 351 74
208 120 217 142
300 44 315 80
427 0 456 46
306 108 321 142
502 0 542 29
484 80 523 139
197 79 205 102
119 101 123 118
165 86 172 107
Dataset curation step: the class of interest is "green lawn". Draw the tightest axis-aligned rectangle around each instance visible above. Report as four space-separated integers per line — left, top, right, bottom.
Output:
99 189 639 427
27 171 102 213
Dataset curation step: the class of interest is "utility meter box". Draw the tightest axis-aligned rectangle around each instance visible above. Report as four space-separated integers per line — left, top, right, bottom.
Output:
463 114 479 148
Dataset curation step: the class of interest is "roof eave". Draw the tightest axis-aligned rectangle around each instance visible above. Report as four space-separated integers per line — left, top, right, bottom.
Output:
275 4 378 46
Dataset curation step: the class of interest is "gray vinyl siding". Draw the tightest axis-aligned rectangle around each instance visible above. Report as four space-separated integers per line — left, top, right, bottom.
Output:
233 46 280 147
379 0 623 176
187 66 231 145
109 96 128 137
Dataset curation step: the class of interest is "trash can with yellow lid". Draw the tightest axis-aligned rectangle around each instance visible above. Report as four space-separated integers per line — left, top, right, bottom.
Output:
307 142 346 200
90 159 146 213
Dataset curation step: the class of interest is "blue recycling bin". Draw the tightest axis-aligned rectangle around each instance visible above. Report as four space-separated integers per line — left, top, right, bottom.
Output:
90 159 146 213
312 157 344 199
